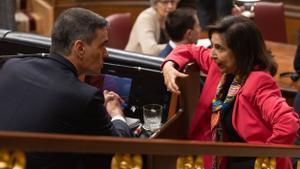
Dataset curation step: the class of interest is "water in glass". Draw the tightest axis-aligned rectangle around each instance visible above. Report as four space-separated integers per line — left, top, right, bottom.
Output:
143 104 162 131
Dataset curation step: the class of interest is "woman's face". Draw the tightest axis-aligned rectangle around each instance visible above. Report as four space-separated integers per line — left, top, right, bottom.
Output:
154 0 178 18
211 33 236 74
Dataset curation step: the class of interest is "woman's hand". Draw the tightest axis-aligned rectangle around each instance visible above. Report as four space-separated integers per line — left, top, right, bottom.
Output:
162 61 188 95
103 90 124 117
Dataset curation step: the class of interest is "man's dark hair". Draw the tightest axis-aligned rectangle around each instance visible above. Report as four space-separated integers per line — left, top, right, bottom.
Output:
50 8 108 55
208 15 277 78
165 7 197 42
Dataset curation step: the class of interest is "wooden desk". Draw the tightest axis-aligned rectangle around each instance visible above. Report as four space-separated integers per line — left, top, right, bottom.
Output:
266 41 298 105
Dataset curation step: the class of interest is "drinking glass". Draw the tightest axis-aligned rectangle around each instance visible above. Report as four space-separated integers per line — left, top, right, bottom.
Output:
143 104 163 132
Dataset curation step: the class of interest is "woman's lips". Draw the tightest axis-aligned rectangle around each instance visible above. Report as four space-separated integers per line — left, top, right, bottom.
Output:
216 62 222 68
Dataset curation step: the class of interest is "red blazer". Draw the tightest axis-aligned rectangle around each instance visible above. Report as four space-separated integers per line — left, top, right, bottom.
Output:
165 44 299 169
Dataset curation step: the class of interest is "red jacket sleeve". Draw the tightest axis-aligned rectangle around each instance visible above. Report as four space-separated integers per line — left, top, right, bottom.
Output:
161 44 213 74
253 73 299 144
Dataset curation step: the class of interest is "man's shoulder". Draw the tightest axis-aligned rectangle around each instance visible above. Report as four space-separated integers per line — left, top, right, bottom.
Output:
4 56 37 64
2 56 45 74
4 55 98 97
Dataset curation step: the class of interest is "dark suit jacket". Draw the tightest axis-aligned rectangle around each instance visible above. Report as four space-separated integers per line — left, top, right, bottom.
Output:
0 53 131 169
159 43 173 58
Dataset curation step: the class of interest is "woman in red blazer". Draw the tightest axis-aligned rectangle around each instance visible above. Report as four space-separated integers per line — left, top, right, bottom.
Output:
162 15 299 169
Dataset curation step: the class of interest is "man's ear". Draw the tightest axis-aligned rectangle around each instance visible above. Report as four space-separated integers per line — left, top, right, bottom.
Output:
74 40 85 60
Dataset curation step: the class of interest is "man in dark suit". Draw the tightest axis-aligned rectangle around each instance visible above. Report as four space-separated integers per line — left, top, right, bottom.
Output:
0 8 130 169
159 8 201 58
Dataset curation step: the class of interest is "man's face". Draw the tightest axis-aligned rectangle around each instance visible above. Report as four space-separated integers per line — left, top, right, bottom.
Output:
80 28 108 74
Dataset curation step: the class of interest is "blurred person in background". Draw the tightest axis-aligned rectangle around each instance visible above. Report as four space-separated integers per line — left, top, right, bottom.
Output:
159 7 201 57
195 0 232 30
126 0 179 55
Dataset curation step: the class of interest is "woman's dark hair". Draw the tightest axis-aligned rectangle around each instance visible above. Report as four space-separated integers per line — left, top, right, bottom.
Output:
208 15 277 77
50 8 107 56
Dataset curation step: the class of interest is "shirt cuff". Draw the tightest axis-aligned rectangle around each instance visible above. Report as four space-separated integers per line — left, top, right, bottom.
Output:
111 115 126 123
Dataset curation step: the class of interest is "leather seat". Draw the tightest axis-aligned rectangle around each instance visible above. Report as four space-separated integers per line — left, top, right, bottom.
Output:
254 2 287 43
105 13 132 49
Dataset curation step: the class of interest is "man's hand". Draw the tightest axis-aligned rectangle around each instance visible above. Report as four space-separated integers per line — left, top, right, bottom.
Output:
162 61 188 95
103 90 124 117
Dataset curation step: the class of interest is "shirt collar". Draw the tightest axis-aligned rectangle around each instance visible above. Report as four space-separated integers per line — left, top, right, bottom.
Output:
49 52 78 77
169 40 177 49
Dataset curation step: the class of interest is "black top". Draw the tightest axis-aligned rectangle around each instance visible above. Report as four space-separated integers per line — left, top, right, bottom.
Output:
0 53 131 169
220 77 255 169
159 28 169 44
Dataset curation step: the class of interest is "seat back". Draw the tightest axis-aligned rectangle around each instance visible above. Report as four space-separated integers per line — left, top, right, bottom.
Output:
105 13 132 49
254 2 287 43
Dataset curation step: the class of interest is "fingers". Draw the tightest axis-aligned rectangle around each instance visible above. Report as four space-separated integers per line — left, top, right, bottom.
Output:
163 65 188 95
103 90 124 106
107 91 121 99
166 72 179 94
168 82 180 94
176 71 189 78
103 90 120 99
118 97 125 104
109 91 125 104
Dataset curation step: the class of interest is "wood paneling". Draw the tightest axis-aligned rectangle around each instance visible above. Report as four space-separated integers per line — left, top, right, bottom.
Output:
28 0 53 36
53 0 149 23
28 0 300 44
266 0 299 5
286 17 300 44
1 130 300 158
285 5 300 44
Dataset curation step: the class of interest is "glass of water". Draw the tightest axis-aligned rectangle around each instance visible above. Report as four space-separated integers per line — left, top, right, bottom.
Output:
143 104 163 132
